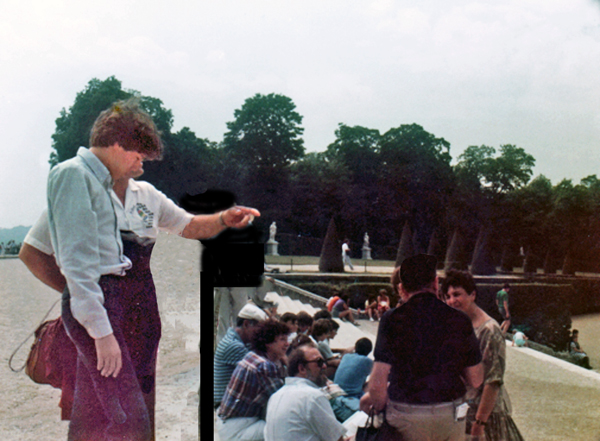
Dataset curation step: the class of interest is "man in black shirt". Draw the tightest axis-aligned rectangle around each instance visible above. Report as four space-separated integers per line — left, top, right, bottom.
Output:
360 254 483 441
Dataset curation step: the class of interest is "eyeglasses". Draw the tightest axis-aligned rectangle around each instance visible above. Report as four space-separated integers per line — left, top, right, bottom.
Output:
304 358 326 368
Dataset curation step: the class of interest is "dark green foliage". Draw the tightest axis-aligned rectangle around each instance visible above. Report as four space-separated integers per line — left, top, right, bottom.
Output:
142 127 217 201
50 76 130 166
223 93 304 170
48 76 216 204
477 283 573 351
319 218 344 273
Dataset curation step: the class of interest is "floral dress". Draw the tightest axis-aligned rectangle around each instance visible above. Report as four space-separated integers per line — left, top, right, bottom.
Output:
465 319 525 441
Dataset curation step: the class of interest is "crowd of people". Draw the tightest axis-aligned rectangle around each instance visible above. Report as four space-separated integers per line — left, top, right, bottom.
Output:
214 253 533 441
214 299 373 441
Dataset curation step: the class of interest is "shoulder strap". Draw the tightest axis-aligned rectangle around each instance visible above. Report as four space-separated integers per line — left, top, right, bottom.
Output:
8 298 61 373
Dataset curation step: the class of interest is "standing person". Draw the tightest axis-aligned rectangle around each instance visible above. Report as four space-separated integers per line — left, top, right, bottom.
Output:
42 98 259 441
442 269 525 441
264 346 348 441
496 284 511 334
342 239 354 271
217 319 290 441
360 254 483 441
21 183 259 430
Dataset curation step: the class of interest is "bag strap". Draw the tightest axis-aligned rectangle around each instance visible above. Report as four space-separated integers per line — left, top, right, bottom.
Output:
8 298 61 373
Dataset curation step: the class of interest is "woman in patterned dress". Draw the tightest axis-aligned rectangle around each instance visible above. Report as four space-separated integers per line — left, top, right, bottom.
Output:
442 270 525 441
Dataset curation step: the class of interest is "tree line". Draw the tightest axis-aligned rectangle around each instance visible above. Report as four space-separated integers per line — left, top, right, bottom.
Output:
50 76 600 274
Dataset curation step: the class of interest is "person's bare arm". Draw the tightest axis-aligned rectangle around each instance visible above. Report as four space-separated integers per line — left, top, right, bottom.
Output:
462 362 484 389
360 361 390 412
19 242 66 292
470 382 500 437
181 206 260 239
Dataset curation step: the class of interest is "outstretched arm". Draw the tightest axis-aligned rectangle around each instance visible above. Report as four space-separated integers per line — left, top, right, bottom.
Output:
181 206 260 239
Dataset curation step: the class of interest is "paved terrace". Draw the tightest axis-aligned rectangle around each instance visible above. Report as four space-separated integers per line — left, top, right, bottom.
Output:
214 265 600 441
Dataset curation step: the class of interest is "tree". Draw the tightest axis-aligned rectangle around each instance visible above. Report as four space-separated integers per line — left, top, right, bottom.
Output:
325 124 380 180
455 144 535 195
288 153 350 237
50 76 130 165
50 76 174 167
221 93 305 216
379 124 454 251
223 93 304 170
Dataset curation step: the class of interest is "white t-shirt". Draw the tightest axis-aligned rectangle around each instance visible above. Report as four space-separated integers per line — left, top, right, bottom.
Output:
25 179 194 255
342 243 350 256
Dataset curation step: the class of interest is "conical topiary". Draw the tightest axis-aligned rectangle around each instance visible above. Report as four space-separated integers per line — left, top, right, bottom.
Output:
562 248 576 275
319 217 344 273
444 229 468 272
523 246 538 274
543 248 560 274
427 230 443 265
471 228 496 275
395 221 414 267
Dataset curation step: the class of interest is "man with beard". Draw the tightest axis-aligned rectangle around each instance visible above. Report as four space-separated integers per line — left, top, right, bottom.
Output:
264 345 348 441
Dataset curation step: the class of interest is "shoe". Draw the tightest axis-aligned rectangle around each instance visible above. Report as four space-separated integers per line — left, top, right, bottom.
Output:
370 317 374 322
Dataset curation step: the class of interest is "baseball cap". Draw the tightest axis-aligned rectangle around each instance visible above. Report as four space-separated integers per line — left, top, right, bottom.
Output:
400 254 437 292
237 303 269 322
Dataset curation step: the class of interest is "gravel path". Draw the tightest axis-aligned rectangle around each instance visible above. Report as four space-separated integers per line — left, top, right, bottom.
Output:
0 233 200 440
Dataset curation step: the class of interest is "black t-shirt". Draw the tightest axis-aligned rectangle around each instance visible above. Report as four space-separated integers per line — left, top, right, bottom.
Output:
374 292 481 404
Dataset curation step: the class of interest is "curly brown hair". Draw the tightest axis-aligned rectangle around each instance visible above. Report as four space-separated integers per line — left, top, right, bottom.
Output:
89 98 163 159
251 319 290 353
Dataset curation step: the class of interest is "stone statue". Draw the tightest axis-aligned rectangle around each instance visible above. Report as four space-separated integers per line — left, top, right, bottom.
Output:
269 222 277 242
363 232 370 248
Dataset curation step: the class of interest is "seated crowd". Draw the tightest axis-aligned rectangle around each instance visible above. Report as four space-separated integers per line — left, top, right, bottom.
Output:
214 296 372 441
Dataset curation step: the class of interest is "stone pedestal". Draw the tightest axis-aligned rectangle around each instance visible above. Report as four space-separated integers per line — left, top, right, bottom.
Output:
266 240 279 256
362 246 372 260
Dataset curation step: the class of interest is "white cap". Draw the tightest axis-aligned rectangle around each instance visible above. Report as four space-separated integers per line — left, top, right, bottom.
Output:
237 303 269 322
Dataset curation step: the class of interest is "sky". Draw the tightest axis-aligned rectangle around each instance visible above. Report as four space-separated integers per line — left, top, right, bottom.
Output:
1 0 600 228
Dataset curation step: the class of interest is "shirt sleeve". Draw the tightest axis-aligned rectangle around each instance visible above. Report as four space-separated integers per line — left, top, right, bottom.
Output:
154 187 194 235
373 311 393 364
257 361 285 405
480 323 505 386
307 392 347 441
24 210 54 255
318 341 335 360
47 166 113 339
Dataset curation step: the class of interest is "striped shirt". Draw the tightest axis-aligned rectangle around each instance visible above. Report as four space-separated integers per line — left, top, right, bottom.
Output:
213 327 249 406
218 351 286 420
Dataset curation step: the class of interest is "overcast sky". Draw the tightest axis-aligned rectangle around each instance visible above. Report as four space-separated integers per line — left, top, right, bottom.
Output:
2 0 600 228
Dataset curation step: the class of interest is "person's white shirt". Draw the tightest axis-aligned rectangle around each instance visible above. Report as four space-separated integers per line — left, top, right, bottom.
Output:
26 179 194 256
